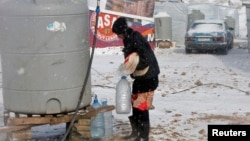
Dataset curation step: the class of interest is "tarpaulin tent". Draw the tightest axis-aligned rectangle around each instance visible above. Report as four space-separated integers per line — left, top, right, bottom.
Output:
155 2 239 46
188 3 239 37
88 0 239 48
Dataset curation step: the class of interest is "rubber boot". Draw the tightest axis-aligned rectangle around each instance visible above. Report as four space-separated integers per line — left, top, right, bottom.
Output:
123 116 139 140
135 121 150 141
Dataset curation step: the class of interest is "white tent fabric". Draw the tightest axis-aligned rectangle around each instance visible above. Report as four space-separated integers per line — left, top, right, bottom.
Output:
154 2 239 46
155 2 188 46
188 3 239 37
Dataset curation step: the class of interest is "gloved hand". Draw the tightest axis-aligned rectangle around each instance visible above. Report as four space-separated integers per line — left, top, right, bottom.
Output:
117 63 130 76
117 52 139 76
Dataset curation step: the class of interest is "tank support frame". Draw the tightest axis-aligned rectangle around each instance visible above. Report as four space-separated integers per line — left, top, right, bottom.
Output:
0 105 115 140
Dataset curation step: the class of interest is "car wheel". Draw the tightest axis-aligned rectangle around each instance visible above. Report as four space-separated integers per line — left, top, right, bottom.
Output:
229 42 233 49
230 38 234 49
230 43 233 49
216 47 227 55
221 46 228 55
185 48 192 54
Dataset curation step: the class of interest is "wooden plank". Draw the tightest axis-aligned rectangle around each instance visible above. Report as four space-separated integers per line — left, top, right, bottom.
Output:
0 125 31 133
75 105 115 118
77 119 91 125
74 124 90 131
7 115 76 126
50 115 74 125
0 105 115 133
9 128 31 140
70 131 91 140
76 130 91 139
98 105 115 113
7 117 56 126
4 105 115 126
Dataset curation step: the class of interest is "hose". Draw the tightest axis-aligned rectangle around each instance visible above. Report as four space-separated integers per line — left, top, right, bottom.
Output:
60 1 100 140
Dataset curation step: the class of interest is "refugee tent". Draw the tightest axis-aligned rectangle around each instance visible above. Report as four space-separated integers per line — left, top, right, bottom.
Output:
88 0 240 47
155 2 239 46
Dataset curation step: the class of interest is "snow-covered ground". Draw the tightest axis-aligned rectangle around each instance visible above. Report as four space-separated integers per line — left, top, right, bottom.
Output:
91 43 250 141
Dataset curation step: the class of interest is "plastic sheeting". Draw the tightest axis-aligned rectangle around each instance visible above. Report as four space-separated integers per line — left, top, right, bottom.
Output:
243 3 250 53
155 2 188 46
155 2 239 46
188 3 239 37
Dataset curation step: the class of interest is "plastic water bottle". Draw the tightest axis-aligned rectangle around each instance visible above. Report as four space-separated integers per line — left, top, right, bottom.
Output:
90 95 105 138
101 98 113 137
115 76 132 114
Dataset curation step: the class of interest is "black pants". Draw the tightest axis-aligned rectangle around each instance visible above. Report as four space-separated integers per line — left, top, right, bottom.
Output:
132 107 149 123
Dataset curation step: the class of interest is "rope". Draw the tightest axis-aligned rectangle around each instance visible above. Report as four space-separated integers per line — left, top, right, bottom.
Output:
61 1 100 140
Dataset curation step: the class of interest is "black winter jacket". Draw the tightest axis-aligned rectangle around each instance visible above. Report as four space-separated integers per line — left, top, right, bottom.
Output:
122 28 160 93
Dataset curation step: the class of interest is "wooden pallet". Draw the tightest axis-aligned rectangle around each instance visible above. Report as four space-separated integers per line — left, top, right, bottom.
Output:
0 105 115 141
155 39 176 48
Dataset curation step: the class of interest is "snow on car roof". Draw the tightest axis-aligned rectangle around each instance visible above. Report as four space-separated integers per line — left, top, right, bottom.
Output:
193 19 224 24
188 20 224 33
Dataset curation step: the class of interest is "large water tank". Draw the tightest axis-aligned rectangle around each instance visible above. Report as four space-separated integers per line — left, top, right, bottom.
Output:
0 0 92 114
154 12 172 40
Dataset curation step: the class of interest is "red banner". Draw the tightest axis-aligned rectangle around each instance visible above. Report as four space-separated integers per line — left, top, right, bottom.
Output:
89 11 155 48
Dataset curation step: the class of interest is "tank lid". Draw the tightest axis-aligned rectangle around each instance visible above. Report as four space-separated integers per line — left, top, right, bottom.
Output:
102 100 107 106
0 0 88 16
121 76 127 79
92 95 100 107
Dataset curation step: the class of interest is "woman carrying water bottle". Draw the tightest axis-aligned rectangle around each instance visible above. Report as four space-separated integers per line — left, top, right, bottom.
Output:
112 17 160 141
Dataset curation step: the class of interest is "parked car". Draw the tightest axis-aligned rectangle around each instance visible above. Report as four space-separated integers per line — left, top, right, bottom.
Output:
184 19 234 55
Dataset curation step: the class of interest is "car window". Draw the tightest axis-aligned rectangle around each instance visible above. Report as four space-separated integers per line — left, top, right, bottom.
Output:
191 23 223 32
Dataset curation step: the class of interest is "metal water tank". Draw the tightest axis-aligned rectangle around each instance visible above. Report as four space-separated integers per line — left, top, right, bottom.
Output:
0 0 92 114
154 12 172 40
188 10 205 30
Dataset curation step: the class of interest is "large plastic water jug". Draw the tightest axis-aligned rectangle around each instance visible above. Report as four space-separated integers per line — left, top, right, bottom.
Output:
115 76 132 114
101 98 113 137
90 95 105 139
